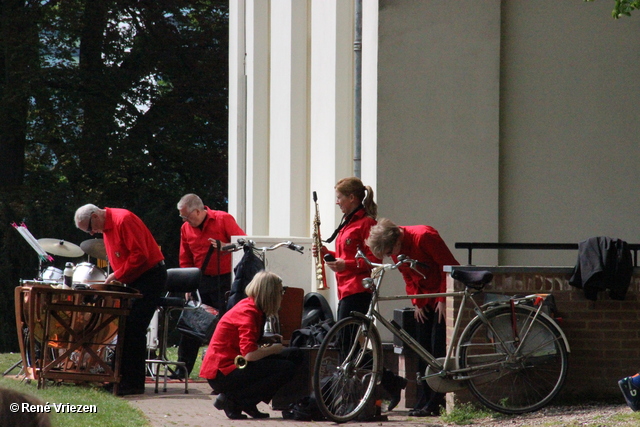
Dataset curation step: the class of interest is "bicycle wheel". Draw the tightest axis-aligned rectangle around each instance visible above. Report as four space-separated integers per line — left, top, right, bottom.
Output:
312 316 382 423
458 305 568 414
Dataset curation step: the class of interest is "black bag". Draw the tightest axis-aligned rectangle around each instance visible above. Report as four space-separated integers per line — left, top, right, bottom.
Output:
290 319 334 348
176 302 220 344
176 242 225 344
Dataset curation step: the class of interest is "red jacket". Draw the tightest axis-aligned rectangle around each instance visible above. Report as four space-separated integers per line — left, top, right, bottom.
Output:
102 208 164 285
179 207 245 276
326 209 380 300
199 297 263 379
393 225 459 309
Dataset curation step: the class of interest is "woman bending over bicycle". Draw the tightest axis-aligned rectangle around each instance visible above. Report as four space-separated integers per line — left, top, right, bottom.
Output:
313 177 407 411
367 218 459 417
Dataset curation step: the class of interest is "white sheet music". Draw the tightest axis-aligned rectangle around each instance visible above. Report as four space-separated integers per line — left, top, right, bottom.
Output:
12 222 53 262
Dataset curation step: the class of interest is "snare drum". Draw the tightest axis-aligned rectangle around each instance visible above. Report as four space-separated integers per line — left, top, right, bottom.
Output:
72 262 106 284
41 267 63 282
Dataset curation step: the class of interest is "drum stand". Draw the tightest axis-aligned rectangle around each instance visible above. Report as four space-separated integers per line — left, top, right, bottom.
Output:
2 359 23 377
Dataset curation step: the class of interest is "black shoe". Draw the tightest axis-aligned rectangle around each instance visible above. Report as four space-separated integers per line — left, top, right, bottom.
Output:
386 376 408 411
213 394 227 410
242 404 270 419
213 394 248 420
409 403 442 417
168 372 186 380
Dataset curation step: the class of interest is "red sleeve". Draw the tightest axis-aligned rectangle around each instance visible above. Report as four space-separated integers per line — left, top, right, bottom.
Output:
114 217 159 284
179 225 195 268
236 310 260 356
408 228 459 309
221 213 246 241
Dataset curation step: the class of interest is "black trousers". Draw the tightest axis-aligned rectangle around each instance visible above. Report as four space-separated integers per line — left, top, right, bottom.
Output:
337 292 401 393
120 263 167 390
208 348 301 408
337 291 372 321
412 308 446 409
178 273 231 374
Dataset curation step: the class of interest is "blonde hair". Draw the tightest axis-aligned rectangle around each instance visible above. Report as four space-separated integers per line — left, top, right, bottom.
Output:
366 218 402 259
335 177 377 219
245 271 283 316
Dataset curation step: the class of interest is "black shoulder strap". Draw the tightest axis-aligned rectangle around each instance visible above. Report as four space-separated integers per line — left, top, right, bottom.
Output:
200 242 217 273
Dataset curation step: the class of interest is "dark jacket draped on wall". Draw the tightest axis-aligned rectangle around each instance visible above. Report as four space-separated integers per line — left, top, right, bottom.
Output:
569 236 633 301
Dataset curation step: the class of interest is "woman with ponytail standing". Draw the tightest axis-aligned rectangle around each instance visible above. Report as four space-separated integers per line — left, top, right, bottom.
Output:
314 177 407 411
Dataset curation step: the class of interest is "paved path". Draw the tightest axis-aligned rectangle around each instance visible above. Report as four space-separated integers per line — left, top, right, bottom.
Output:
125 381 424 427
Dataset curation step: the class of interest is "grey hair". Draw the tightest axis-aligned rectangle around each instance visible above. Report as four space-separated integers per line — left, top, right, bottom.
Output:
74 204 99 226
366 218 402 259
177 193 204 211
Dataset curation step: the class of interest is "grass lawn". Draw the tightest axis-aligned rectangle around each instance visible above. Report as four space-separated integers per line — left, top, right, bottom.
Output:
0 346 206 427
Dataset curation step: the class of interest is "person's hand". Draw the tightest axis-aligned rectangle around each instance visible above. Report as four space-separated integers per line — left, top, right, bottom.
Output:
325 258 346 272
414 306 428 323
312 243 323 258
208 238 220 249
435 301 446 323
259 333 283 346
105 272 116 285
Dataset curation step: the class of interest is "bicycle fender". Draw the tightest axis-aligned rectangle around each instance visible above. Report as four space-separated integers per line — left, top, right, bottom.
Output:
456 305 570 366
513 304 571 353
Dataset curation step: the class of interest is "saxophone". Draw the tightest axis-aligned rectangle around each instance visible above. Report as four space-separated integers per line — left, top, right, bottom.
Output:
313 191 329 290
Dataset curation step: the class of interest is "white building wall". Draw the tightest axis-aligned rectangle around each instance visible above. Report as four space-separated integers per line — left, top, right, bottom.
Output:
229 0 366 303
229 0 640 336
499 1 640 265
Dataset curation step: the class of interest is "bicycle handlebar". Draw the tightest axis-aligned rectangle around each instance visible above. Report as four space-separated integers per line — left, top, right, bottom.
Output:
222 238 304 254
355 248 426 279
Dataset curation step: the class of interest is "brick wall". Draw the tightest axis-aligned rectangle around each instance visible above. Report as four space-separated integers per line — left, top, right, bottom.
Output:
445 267 640 404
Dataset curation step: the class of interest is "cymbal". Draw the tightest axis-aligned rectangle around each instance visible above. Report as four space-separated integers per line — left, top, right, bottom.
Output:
38 238 84 258
80 239 107 260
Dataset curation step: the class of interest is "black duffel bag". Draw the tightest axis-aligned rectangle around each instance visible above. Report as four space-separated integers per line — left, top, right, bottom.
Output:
176 302 220 345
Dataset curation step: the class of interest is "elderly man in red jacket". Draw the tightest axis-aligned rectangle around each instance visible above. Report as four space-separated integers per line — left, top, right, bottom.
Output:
75 204 166 396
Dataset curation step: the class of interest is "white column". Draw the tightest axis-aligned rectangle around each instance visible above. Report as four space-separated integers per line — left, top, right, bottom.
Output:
228 0 246 227
360 0 378 189
268 0 310 237
245 0 271 235
310 0 355 230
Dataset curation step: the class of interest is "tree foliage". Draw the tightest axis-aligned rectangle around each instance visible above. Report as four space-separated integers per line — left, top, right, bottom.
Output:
587 0 640 18
0 0 229 352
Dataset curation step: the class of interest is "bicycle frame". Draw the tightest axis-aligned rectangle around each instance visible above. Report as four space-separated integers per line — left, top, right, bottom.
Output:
355 251 569 388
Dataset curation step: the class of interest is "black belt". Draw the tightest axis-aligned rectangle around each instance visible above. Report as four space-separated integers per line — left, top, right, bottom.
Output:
151 260 165 270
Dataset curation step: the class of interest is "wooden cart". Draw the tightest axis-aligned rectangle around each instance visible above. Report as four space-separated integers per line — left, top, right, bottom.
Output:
15 283 141 395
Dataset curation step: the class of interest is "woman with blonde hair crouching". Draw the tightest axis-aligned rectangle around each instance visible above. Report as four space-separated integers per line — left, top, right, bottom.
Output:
200 271 300 419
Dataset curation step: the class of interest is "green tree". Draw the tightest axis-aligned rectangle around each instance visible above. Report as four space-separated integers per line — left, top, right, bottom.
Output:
0 0 229 352
586 0 640 18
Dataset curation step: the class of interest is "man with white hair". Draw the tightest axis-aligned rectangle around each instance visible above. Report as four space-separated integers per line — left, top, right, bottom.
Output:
75 204 166 396
175 193 245 378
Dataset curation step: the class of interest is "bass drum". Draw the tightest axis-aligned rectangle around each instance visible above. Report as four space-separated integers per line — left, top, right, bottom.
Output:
41 267 63 282
72 262 106 285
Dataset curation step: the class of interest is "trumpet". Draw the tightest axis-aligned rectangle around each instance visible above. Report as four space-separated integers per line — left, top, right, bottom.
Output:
234 355 248 369
312 191 329 290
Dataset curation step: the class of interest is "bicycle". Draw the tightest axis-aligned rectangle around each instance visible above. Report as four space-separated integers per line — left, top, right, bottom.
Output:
223 237 304 334
312 248 570 422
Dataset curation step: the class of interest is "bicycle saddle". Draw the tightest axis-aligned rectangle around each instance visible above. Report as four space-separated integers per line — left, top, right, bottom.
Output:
451 269 493 288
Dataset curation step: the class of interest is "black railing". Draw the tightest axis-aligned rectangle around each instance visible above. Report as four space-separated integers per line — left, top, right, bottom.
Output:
455 242 640 267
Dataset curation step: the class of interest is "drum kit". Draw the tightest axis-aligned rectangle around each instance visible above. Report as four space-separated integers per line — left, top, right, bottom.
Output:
32 237 109 288
11 227 142 388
